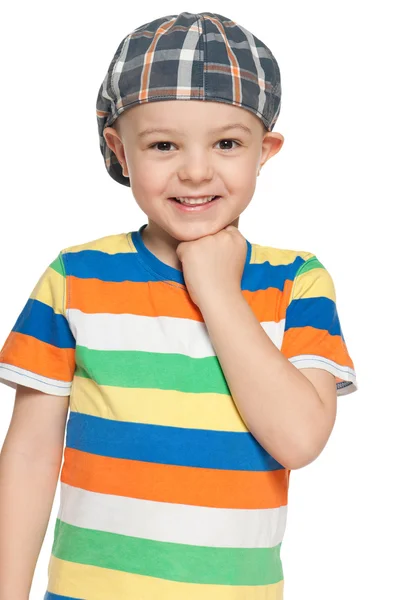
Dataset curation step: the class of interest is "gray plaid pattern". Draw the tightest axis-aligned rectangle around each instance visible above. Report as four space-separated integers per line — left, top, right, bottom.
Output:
96 11 282 186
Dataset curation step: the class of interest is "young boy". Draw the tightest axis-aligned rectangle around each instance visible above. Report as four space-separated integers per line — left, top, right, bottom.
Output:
0 11 358 600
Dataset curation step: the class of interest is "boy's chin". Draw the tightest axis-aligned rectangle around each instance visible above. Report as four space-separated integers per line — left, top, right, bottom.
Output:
172 219 239 239
173 225 228 241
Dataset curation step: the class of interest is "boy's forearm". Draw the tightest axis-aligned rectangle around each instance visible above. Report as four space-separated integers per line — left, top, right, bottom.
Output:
199 289 326 470
0 446 62 600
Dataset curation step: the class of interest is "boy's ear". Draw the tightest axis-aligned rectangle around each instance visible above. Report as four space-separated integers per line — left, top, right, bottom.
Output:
103 127 128 176
259 132 284 169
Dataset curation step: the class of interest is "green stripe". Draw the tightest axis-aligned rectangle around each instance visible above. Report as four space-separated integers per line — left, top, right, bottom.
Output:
52 519 283 585
49 253 65 277
296 256 324 276
75 346 231 393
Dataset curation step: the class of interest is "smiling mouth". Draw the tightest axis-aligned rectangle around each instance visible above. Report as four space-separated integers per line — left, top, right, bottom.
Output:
170 196 221 204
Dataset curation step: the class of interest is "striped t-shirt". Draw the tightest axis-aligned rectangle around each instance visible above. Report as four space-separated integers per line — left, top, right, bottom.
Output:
0 223 357 600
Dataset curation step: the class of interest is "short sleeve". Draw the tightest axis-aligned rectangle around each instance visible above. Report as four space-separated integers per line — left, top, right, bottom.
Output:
280 255 358 396
0 252 76 396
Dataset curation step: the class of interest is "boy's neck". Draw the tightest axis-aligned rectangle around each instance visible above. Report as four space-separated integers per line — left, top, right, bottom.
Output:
140 217 240 272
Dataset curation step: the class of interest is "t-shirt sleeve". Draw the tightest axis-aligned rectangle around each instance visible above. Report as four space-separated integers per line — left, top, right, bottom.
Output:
0 252 76 396
280 254 358 396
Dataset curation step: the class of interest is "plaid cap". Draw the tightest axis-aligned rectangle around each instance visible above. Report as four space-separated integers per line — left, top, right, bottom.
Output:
96 11 282 187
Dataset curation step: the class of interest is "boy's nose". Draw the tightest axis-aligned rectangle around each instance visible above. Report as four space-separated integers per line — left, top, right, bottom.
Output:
177 157 214 183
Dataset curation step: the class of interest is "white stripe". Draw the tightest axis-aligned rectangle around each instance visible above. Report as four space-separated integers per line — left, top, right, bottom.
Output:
59 482 288 548
235 24 268 119
177 21 203 90
67 309 285 355
112 34 130 100
290 354 358 394
0 364 71 396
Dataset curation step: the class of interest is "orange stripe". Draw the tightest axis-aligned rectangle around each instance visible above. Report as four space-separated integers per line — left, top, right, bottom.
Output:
243 285 290 322
68 276 290 322
205 16 241 104
61 448 290 509
140 20 176 102
1 331 74 381
281 326 355 368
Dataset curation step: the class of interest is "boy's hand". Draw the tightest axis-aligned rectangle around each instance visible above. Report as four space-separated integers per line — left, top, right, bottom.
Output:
176 225 247 308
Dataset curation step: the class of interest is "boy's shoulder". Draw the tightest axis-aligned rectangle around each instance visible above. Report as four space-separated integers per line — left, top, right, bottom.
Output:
250 241 316 268
60 231 132 256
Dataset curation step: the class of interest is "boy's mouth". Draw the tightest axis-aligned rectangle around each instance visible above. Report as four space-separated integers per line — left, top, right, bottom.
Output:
167 195 222 212
170 196 220 205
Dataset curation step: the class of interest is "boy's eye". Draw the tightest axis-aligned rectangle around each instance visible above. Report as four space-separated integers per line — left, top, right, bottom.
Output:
217 139 240 151
148 139 241 152
149 141 175 152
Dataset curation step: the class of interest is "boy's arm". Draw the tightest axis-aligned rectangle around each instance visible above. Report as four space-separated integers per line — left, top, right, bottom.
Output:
199 291 337 471
0 384 69 600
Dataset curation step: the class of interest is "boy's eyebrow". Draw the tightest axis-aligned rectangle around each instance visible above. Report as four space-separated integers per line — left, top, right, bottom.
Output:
137 123 252 138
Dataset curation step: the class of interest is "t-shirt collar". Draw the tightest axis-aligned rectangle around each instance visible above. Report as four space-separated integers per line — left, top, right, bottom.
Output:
131 223 252 287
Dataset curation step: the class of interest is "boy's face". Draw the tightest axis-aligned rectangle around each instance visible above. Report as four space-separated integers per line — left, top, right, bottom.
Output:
103 100 283 244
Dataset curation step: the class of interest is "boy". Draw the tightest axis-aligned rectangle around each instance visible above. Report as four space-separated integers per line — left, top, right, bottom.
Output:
0 11 358 600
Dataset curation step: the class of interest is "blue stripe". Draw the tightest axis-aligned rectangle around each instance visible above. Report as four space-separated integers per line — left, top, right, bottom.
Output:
64 249 159 283
12 298 76 348
284 296 343 336
62 248 305 292
44 592 83 600
243 255 305 292
65 412 284 471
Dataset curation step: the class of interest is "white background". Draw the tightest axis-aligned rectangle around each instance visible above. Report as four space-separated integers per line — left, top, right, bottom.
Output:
0 1 398 598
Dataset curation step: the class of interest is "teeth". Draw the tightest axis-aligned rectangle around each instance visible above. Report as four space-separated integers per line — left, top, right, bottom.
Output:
175 196 216 205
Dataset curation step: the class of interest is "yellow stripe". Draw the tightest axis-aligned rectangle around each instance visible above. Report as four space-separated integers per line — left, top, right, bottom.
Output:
291 267 336 302
253 244 314 266
47 555 284 599
30 266 65 315
70 376 249 432
62 232 133 255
